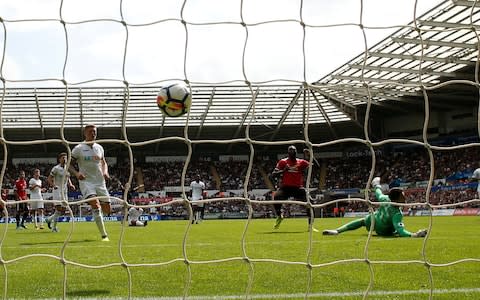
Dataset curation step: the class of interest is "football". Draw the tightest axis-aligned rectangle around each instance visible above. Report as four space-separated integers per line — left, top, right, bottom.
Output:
156 83 192 117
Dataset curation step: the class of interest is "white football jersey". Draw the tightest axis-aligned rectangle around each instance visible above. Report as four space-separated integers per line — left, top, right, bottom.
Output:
50 164 70 192
29 178 43 200
72 142 105 183
190 180 205 201
128 207 143 222
472 168 480 180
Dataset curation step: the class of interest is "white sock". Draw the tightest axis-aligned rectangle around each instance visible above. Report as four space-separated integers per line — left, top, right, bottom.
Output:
39 212 44 227
93 208 108 237
195 211 201 222
52 211 61 228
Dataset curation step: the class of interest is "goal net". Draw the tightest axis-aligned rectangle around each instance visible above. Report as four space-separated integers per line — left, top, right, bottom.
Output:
0 0 479 299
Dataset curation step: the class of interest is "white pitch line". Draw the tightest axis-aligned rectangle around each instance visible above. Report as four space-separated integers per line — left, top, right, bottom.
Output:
46 287 480 300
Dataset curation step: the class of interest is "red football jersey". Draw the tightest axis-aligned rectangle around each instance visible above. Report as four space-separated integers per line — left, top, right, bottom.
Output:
276 157 309 188
15 179 27 200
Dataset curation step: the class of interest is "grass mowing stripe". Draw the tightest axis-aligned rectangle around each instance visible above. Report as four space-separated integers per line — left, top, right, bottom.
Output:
1 217 478 299
28 287 480 299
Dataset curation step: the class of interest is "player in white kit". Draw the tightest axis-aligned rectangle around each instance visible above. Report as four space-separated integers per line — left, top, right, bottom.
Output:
190 174 206 224
45 152 76 232
70 124 111 241
471 168 480 199
127 206 148 226
29 169 45 230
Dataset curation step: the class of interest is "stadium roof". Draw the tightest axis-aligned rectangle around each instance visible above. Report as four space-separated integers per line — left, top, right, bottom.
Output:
0 0 478 147
313 0 479 114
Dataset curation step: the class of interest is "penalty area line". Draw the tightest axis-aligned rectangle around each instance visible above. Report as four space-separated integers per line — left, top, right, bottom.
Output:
71 287 480 300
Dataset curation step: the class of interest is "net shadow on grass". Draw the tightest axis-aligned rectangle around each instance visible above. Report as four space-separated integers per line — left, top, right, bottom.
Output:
19 238 98 246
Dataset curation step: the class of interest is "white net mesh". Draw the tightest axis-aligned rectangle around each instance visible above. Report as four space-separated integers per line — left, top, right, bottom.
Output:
0 0 480 299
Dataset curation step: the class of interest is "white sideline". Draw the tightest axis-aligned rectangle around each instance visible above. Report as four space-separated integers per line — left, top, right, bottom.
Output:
49 287 480 299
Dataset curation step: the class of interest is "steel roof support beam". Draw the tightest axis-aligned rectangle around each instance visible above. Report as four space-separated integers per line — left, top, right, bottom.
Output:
121 88 129 139
154 115 166 154
308 84 356 109
34 90 48 152
310 91 338 139
333 87 459 109
349 64 471 78
392 37 478 50
265 87 303 144
78 89 84 138
369 52 476 65
227 86 260 152
195 87 216 139
309 88 364 124
332 74 420 84
453 0 480 7
420 20 480 30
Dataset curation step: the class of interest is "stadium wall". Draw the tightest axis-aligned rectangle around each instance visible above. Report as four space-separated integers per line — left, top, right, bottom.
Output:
383 107 476 138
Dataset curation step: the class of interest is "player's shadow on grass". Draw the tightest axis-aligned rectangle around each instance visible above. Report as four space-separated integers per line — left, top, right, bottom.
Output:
20 239 98 246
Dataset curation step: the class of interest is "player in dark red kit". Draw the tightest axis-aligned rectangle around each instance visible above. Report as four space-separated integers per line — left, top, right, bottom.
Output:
271 145 318 232
15 170 29 229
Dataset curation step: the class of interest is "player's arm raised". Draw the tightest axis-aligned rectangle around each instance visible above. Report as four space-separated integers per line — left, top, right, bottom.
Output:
372 177 389 202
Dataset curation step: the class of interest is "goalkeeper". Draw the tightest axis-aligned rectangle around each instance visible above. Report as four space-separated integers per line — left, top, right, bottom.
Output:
323 177 427 238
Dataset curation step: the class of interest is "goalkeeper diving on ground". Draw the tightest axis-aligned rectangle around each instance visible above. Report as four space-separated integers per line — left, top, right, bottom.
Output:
323 177 427 238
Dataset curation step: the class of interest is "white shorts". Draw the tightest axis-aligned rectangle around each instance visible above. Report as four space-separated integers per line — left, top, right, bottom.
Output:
30 198 44 210
79 180 110 203
191 200 204 208
52 189 69 207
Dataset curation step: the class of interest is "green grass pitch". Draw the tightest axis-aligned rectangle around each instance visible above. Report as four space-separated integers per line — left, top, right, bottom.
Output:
0 216 478 299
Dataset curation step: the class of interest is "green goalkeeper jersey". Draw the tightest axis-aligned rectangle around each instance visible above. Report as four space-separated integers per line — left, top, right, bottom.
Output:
366 187 413 237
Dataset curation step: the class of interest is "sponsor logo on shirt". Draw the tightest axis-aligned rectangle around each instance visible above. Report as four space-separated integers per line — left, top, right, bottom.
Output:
84 155 102 161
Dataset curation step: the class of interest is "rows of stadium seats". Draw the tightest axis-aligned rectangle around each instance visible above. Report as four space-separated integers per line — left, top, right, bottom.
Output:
325 147 480 190
1 146 478 219
1 147 478 193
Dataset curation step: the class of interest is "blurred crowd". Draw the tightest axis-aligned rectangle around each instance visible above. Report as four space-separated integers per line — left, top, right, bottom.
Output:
1 145 479 218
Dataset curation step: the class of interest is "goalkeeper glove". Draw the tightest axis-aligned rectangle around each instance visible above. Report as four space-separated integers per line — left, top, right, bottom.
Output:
412 229 427 238
371 177 381 189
